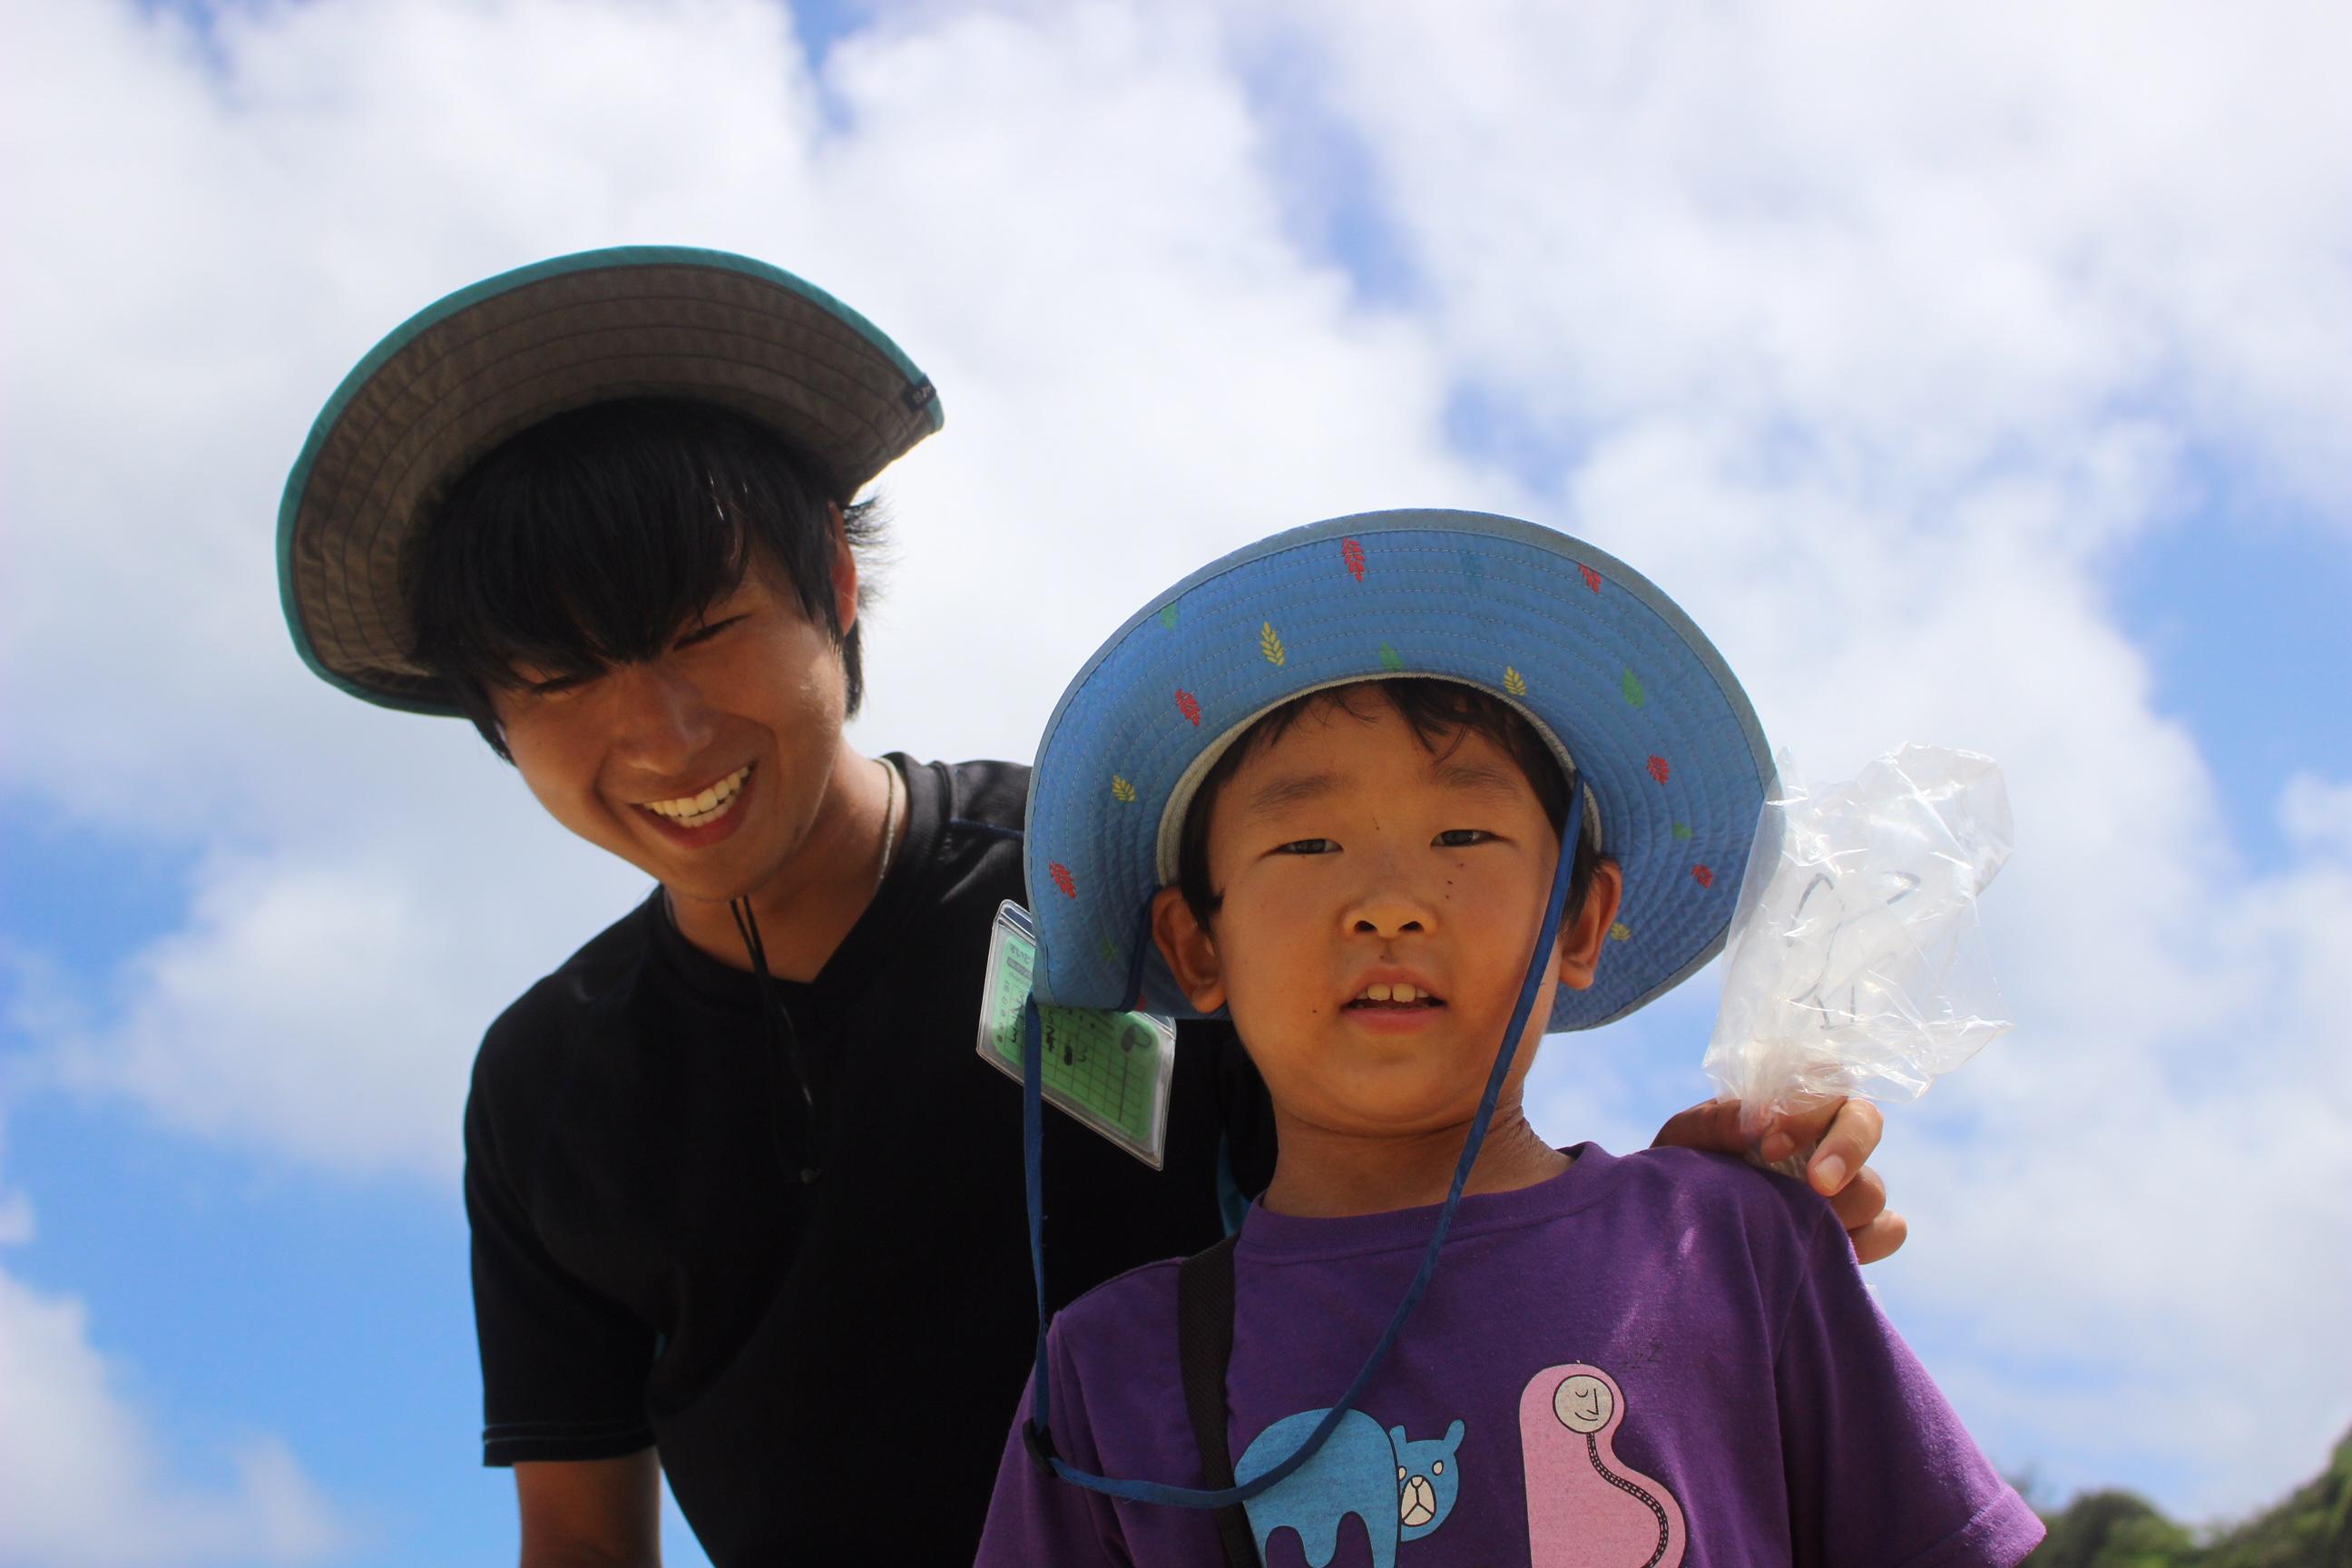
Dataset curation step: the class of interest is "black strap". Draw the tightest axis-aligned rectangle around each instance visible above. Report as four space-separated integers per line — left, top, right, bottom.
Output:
1176 1234 1261 1568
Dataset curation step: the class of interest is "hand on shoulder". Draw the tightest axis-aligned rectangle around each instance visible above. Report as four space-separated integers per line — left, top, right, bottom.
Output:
1650 1096 1907 1264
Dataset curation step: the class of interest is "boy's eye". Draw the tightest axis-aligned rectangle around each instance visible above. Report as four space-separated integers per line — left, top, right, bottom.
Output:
674 614 744 650
1274 838 1339 856
1434 828 1494 848
515 669 593 697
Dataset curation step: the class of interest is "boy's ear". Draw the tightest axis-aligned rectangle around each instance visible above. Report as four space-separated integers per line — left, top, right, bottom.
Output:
1150 886 1227 1014
1553 857 1625 992
828 501 859 634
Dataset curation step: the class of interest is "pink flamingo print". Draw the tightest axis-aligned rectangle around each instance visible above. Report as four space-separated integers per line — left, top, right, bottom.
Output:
1518 1363 1686 1567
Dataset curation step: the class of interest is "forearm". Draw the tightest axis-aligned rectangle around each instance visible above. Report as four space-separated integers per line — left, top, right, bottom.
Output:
515 1452 662 1568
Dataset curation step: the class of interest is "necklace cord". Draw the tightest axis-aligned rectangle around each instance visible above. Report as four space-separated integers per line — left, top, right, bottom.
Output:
875 757 900 891
731 897 817 1181
721 755 899 1182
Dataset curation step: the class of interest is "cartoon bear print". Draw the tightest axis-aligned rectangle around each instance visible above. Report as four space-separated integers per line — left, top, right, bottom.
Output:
1235 1409 1465 1568
1518 1364 1686 1567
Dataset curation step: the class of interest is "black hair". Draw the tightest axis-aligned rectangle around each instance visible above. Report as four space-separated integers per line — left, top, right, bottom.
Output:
405 397 885 760
1174 678 1602 927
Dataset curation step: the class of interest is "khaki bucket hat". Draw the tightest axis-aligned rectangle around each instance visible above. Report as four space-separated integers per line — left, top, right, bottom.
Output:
277 245 942 714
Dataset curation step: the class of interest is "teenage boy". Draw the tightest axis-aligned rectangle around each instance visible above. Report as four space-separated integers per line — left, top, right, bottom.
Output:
279 249 1905 1566
980 510 2040 1566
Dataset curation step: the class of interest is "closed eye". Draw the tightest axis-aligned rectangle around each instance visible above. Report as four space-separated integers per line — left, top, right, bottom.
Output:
1434 828 1494 848
515 668 595 697
675 614 745 650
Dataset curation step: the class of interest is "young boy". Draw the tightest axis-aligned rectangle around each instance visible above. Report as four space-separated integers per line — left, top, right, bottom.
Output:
979 510 2043 1566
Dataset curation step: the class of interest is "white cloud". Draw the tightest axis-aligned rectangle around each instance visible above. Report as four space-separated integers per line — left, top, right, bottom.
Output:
2279 773 2352 861
2 0 2347 1532
46 827 647 1185
0 1216 345 1567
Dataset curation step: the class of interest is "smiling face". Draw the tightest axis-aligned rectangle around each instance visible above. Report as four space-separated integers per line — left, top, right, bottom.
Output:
488 544 858 906
1152 687 1619 1139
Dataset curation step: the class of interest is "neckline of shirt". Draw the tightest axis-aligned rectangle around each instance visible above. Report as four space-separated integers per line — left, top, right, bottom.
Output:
1235 1142 1625 1263
642 751 951 1019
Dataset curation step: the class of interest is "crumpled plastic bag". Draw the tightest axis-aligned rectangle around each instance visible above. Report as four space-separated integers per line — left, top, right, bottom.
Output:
1702 744 2015 1155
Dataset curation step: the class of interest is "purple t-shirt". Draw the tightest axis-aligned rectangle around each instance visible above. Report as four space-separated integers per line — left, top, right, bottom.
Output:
978 1144 2041 1567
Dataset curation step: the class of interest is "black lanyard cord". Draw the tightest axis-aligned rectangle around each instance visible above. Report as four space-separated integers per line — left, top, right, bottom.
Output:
730 897 820 1184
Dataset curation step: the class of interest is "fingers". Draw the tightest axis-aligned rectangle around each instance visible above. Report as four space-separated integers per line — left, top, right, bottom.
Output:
1751 1094 1847 1166
1821 1156 1903 1266
1847 1209 1909 1266
1801 1098 1885 1197
1650 1097 1747 1158
1825 1163 1886 1233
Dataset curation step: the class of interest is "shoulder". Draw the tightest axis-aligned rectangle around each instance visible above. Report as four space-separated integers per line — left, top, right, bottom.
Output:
940 757 1031 831
1592 1147 1853 1362
468 896 660 1125
1046 1255 1184 1371
1606 1145 1838 1256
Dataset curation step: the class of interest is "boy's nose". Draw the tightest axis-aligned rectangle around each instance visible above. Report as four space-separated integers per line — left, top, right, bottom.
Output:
607 662 718 774
1344 860 1437 937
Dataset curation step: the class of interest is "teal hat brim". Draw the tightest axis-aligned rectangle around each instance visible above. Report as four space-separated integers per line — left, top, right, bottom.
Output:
1022 510 1772 1033
278 245 943 715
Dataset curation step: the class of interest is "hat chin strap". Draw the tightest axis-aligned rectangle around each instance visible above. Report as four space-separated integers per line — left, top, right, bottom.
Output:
1019 772 1585 1507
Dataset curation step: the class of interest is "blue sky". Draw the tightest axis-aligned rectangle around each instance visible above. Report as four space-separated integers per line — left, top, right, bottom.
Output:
4 3 2349 1564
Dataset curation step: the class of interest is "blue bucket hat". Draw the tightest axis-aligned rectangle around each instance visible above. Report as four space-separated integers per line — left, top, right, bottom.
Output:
278 245 942 715
1012 508 1772 1513
1024 507 1772 1034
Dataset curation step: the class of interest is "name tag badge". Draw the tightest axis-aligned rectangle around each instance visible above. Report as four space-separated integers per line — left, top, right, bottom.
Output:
976 900 1174 1170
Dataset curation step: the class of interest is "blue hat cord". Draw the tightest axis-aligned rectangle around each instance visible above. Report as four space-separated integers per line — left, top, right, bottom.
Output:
1020 776 1585 1508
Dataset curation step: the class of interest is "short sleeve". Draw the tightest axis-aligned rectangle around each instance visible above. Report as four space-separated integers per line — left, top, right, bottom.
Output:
1775 1206 2045 1566
975 1339 1132 1568
465 1066 657 1466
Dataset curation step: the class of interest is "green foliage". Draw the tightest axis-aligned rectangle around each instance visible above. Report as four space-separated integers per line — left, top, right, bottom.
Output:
2031 1492 2194 1567
2025 1426 2352 1568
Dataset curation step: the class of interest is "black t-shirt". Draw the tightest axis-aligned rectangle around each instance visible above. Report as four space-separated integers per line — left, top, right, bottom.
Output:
463 758 1273 1566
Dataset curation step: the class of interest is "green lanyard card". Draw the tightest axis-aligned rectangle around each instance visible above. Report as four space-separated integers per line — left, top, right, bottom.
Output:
975 899 1174 1170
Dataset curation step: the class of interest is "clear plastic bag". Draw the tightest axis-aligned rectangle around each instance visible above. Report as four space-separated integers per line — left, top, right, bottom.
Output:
1702 744 2015 1153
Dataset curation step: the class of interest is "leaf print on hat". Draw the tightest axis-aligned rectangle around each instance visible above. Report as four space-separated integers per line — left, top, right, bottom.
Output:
1342 537 1367 582
1691 865 1715 888
1099 933 1120 965
1671 822 1694 841
1175 689 1201 727
1159 603 1180 630
1049 862 1078 898
1579 564 1602 593
1621 668 1645 708
1504 666 1528 698
1378 642 1404 672
1647 755 1671 784
1609 922 1632 943
1111 776 1137 804
1261 622 1287 667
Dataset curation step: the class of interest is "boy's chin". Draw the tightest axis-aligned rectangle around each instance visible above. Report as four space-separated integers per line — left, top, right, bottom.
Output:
1286 1078 1496 1139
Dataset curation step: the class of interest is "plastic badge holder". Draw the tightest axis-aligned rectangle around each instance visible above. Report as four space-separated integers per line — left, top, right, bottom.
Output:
1703 745 2015 1155
976 900 1176 1169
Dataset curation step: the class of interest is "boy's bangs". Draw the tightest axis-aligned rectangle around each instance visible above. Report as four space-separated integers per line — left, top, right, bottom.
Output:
400 397 888 765
410 399 836 693
432 467 748 691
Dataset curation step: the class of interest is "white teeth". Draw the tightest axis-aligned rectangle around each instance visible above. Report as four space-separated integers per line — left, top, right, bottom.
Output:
1353 982 1431 1004
645 765 750 825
